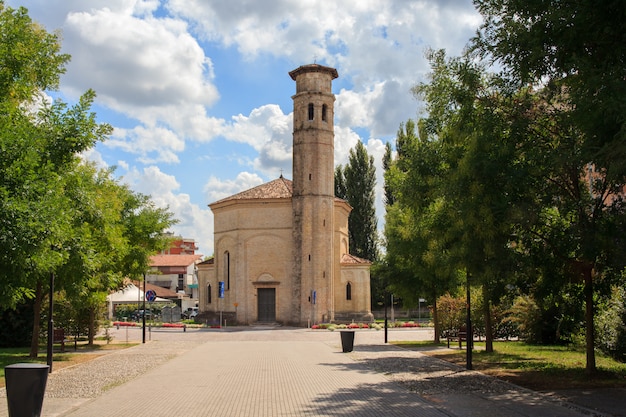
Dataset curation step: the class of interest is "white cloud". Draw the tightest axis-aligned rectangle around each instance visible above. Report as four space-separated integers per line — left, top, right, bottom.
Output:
63 8 217 109
365 137 389 233
167 0 480 137
204 172 265 203
108 126 184 164
225 104 293 177
52 4 223 148
8 0 483 255
334 126 362 168
121 165 214 255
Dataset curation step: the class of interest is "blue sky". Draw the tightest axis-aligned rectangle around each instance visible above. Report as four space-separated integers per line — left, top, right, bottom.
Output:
7 0 482 256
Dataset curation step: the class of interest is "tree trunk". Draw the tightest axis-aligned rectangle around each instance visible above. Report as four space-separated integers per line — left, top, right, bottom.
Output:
584 265 596 374
482 284 494 353
432 296 440 344
88 307 96 345
29 280 43 358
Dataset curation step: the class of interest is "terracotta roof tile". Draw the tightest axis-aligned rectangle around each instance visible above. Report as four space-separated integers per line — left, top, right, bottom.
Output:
132 280 179 299
149 254 202 267
210 176 293 205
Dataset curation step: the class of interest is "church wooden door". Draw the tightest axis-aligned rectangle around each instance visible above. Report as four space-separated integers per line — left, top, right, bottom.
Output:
257 288 276 322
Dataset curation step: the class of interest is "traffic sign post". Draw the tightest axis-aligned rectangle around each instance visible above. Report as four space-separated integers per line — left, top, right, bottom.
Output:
144 288 156 343
218 282 224 327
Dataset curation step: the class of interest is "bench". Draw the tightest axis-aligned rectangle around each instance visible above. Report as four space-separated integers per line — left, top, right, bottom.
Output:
53 328 68 352
446 326 468 349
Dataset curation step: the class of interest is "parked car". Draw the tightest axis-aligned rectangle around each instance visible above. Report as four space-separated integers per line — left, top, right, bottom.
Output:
182 307 198 319
131 309 153 321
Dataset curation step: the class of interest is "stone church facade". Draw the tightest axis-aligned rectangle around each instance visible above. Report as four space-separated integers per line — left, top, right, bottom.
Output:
197 64 373 326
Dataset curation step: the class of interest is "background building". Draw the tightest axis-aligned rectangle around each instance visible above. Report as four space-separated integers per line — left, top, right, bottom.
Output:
146 236 202 311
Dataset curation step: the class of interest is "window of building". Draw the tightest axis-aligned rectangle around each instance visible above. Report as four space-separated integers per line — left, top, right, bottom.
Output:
177 274 184 292
322 104 327 121
207 284 212 304
224 251 230 290
308 103 314 121
346 282 352 300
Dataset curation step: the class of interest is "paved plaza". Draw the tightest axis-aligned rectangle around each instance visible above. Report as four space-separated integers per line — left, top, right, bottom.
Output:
1 327 624 416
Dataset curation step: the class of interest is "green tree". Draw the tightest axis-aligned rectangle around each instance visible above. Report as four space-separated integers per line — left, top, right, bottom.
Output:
0 3 79 308
410 49 542 351
336 141 378 261
0 2 69 103
56 164 176 347
472 1 626 370
334 165 347 200
472 0 626 177
382 142 394 207
0 3 179 355
383 118 460 342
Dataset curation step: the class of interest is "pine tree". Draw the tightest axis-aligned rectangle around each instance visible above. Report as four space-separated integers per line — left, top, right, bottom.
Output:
340 141 378 261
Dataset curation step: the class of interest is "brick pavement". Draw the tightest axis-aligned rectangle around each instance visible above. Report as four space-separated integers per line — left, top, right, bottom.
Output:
1 327 613 417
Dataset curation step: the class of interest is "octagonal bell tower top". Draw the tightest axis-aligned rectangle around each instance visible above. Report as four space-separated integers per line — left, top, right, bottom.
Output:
289 64 338 94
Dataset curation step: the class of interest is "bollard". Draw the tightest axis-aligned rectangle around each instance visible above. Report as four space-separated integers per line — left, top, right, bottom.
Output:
340 330 355 353
183 324 187 332
5 363 49 417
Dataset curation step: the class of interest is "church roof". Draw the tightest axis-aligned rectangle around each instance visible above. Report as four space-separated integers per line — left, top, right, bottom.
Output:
341 253 372 265
210 176 293 206
209 175 351 212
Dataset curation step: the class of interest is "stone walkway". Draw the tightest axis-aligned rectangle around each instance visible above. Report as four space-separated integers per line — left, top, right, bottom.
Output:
1 327 620 416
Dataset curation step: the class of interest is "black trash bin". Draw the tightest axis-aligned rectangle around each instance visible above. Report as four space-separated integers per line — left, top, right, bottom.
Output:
340 330 355 352
5 363 49 417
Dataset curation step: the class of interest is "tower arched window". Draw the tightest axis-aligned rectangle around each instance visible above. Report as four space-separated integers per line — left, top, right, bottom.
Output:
322 104 327 122
308 103 314 121
346 282 352 300
207 284 212 304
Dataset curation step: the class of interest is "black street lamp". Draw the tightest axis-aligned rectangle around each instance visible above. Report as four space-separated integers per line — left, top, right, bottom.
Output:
142 273 146 344
466 271 473 370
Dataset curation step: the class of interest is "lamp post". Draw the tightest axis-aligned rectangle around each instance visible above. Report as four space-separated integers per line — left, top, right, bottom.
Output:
142 273 146 344
384 293 388 344
466 271 473 370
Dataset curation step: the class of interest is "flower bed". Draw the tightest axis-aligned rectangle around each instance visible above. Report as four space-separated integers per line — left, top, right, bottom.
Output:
399 321 420 328
113 321 137 327
310 321 423 330
161 322 185 328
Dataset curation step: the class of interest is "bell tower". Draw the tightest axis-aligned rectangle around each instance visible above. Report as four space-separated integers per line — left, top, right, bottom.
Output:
289 64 338 326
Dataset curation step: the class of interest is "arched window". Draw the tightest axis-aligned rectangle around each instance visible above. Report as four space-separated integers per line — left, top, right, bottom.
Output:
207 284 212 304
224 251 230 290
308 103 314 121
346 282 352 300
322 104 327 122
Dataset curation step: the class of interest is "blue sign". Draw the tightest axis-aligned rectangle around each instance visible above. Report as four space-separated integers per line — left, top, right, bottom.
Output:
145 289 157 302
218 281 225 298
312 290 316 305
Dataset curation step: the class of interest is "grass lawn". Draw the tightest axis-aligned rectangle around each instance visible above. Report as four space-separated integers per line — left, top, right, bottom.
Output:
0 340 137 388
393 340 626 391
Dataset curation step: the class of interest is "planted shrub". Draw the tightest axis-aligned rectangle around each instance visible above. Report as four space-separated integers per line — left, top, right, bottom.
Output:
596 285 626 362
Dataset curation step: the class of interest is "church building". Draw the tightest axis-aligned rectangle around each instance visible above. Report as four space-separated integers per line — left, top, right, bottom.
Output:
197 64 373 326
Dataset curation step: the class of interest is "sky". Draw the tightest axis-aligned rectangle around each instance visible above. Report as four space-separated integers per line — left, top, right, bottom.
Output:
7 0 482 256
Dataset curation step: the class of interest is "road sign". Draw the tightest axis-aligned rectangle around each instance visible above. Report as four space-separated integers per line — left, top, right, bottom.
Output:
145 289 157 302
